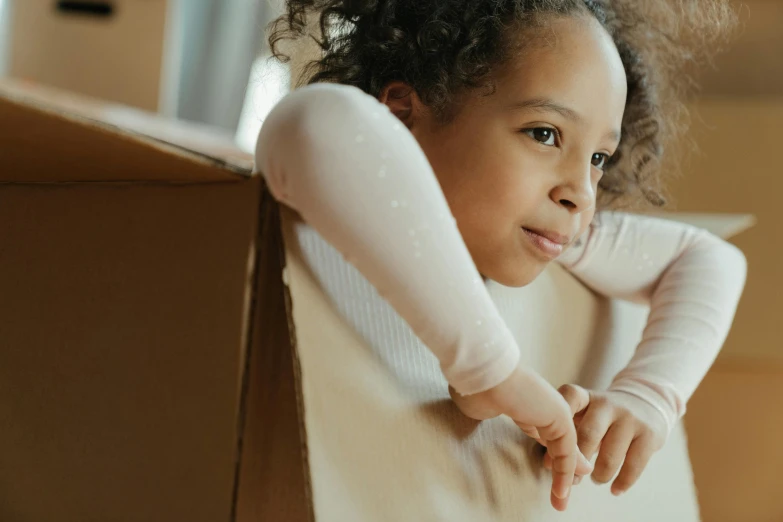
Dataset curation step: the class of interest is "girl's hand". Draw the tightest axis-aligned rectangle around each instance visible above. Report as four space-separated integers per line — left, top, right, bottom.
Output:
548 384 668 496
449 365 594 511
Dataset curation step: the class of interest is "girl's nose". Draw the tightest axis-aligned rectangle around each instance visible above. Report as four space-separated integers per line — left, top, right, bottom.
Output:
549 164 595 214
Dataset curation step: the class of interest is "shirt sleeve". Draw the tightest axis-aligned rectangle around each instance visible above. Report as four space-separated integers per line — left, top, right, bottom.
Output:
254 83 521 396
557 211 747 432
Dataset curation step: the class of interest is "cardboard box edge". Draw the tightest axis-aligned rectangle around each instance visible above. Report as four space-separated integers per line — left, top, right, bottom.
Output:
0 81 253 182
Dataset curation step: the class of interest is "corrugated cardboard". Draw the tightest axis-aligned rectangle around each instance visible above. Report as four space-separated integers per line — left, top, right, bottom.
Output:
7 0 169 111
685 359 783 522
659 1 783 513
0 82 261 522
668 100 783 522
0 81 753 521
275 208 751 522
666 99 782 367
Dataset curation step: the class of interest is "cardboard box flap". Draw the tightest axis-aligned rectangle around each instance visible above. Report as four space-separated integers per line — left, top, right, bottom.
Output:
256 209 754 521
0 81 253 183
271 209 710 521
647 212 756 240
0 172 264 520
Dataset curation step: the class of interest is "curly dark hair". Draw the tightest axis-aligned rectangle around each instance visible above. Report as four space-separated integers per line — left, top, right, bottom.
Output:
268 0 736 209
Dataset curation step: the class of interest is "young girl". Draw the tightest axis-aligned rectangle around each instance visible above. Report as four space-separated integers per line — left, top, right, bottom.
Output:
255 0 743 511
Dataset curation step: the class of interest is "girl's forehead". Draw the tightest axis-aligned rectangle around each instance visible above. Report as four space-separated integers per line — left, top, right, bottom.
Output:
493 17 626 104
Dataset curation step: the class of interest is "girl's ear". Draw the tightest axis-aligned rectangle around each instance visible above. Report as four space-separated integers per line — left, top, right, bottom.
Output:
378 82 428 130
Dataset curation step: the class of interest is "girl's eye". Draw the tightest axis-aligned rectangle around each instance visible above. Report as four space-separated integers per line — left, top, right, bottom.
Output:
591 153 611 170
523 127 558 146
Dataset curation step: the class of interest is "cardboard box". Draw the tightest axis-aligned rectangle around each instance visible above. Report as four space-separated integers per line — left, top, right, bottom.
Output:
7 0 169 111
0 80 261 521
666 99 782 367
685 360 783 522
668 100 783 522
0 81 753 521
273 208 753 522
664 4 783 513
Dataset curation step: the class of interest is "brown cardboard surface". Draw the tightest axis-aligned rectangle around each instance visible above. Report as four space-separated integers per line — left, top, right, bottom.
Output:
278 208 751 521
0 81 251 183
0 84 265 521
233 189 313 522
0 180 262 521
685 361 783 522
663 97 780 519
667 100 781 364
0 79 253 172
8 0 168 111
0 80 757 522
644 212 756 240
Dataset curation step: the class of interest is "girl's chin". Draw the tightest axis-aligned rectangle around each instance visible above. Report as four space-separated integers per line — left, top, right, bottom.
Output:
481 257 549 288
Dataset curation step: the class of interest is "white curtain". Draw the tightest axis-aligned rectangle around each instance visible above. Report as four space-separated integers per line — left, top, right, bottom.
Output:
172 0 277 131
0 0 11 77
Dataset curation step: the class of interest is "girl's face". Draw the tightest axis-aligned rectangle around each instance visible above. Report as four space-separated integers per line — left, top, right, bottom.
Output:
383 14 627 286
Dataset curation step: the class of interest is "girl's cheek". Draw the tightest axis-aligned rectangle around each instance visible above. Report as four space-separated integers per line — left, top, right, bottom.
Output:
579 211 596 236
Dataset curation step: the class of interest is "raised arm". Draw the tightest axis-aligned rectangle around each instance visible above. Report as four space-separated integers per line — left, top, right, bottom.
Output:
558 211 747 432
255 83 521 395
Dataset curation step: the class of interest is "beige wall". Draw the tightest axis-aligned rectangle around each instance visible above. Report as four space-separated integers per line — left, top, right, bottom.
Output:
698 1 783 98
675 2 783 520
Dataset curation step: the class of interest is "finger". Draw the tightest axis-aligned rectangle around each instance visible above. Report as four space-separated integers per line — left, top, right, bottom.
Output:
514 421 541 442
611 435 656 495
544 442 575 505
573 475 583 485
591 421 636 484
537 412 578 507
558 384 590 417
551 490 569 512
575 449 593 476
546 447 593 476
576 401 614 461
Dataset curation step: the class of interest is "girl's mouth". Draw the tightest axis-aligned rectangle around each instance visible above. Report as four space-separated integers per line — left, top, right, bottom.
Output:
521 227 568 258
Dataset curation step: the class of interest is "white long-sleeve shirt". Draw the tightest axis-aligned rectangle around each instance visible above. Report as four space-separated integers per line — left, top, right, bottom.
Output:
255 83 747 432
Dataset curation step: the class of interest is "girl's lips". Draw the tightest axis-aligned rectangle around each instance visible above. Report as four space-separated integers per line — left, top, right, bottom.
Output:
522 227 568 258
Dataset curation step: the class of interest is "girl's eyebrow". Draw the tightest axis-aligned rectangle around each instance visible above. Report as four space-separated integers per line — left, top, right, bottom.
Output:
508 97 621 143
509 97 582 122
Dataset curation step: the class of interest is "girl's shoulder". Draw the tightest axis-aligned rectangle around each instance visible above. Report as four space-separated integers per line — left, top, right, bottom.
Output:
287 82 369 99
255 82 389 165
268 82 381 125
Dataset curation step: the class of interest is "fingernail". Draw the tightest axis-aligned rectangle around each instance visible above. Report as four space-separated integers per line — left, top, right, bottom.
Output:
556 484 571 499
573 476 583 485
612 488 624 496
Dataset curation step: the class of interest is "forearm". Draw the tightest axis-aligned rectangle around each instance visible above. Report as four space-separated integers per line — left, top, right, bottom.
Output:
560 212 747 432
609 232 747 432
255 83 521 395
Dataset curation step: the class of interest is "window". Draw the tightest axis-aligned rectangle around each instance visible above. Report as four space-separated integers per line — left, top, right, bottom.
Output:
235 55 291 153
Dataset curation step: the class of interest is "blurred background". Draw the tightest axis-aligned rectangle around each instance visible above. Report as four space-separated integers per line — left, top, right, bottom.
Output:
0 1 780 521
0 0 290 152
